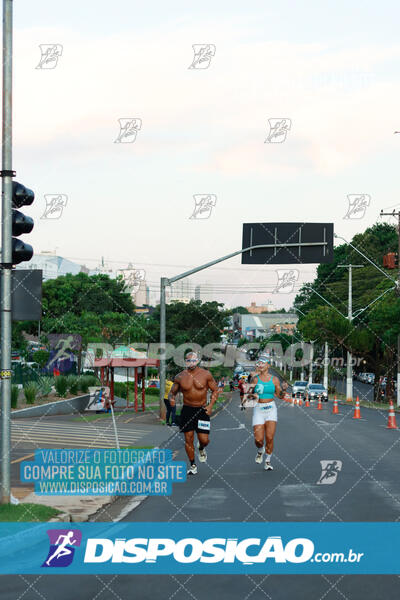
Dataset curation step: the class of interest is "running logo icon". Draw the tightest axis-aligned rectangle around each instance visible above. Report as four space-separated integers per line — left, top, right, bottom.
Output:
317 460 342 485
36 44 63 69
188 44 216 69
41 194 68 220
190 195 217 219
343 194 370 219
114 118 142 143
273 269 299 294
264 118 291 143
42 529 82 568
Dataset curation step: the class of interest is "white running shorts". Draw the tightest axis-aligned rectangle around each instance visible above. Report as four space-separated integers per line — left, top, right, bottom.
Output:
252 401 278 426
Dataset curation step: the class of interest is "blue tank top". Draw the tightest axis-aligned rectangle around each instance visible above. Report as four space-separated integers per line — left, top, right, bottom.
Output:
255 375 275 400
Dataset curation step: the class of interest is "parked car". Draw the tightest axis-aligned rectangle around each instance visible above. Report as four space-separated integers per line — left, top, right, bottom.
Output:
292 381 308 397
305 383 328 402
365 373 375 385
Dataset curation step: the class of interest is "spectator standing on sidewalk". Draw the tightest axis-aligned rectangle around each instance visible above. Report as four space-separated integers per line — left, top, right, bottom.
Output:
164 377 177 426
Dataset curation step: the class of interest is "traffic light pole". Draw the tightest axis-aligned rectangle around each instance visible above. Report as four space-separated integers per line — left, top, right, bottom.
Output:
1 0 13 504
158 239 328 415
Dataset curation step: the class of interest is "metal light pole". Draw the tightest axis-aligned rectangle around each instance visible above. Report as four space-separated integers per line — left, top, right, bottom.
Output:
308 339 317 384
338 264 364 402
323 341 329 390
1 0 13 504
158 239 328 415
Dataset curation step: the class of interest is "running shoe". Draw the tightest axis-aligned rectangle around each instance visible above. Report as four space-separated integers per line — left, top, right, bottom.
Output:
198 448 207 463
255 450 264 464
264 460 273 471
187 464 198 475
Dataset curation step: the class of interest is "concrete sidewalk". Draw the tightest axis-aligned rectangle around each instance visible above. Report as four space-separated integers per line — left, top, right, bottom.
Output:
10 406 176 522
11 393 232 521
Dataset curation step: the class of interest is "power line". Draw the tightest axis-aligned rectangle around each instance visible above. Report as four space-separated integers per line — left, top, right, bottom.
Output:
61 254 317 275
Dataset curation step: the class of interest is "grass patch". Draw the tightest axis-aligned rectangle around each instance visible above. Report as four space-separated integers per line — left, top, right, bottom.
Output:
0 503 61 522
72 413 115 422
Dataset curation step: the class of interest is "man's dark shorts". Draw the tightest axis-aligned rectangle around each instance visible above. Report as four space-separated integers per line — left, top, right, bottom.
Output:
180 405 210 434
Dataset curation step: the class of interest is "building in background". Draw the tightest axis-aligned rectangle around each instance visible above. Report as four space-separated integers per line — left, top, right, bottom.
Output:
134 280 150 307
246 301 276 314
270 323 297 335
232 312 298 340
16 252 84 281
116 267 152 311
168 278 193 304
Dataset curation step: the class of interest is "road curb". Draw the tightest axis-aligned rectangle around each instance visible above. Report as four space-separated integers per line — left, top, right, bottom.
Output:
48 511 71 522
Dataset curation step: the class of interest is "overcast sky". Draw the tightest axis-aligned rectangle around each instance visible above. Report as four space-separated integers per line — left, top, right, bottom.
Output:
7 0 400 308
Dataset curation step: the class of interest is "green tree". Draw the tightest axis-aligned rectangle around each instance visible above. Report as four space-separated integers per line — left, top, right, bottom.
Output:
33 350 50 369
149 300 230 348
42 273 135 318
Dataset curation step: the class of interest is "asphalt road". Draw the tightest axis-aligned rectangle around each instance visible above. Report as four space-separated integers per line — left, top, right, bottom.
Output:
2 381 400 599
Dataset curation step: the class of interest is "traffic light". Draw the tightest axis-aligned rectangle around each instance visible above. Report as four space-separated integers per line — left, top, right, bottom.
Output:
383 252 398 269
12 181 34 264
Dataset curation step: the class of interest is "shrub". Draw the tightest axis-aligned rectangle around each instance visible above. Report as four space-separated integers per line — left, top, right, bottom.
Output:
145 387 160 396
78 376 90 393
55 375 68 397
86 375 100 386
37 376 53 398
114 382 127 399
67 375 79 396
24 383 38 405
11 385 19 409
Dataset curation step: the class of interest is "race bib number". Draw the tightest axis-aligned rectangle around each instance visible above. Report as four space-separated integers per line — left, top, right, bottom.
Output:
198 419 210 431
261 404 272 410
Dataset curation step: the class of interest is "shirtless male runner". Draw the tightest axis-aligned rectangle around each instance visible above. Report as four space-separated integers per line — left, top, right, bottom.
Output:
169 351 218 475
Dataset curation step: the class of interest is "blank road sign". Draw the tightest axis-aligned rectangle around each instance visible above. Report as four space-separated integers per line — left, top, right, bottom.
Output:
11 269 42 321
241 222 334 265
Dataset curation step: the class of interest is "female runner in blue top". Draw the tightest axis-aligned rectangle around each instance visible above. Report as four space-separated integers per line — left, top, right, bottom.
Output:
248 355 288 471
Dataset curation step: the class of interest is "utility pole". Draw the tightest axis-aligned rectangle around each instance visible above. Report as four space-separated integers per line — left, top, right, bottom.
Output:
1 0 13 503
380 208 400 407
338 264 364 402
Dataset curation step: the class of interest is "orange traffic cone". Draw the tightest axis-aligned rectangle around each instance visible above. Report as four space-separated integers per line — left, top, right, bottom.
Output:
317 395 323 410
305 395 310 407
298 397 303 407
353 397 361 419
332 396 339 414
387 401 398 429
